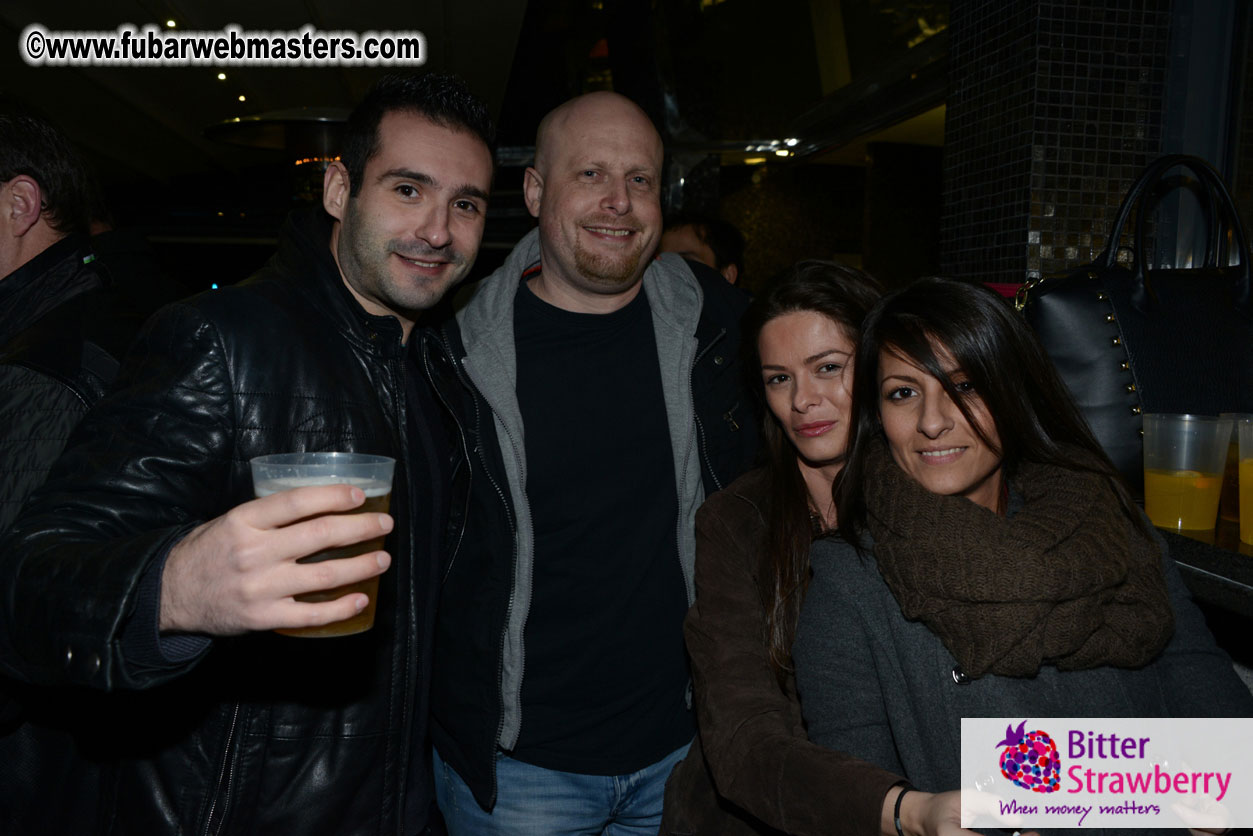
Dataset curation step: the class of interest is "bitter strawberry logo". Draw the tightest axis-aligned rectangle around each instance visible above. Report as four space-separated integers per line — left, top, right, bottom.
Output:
996 720 1061 793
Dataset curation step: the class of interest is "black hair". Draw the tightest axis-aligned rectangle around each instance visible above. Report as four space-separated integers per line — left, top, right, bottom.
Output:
340 72 495 198
0 98 93 236
740 259 883 684
664 213 745 275
835 276 1141 545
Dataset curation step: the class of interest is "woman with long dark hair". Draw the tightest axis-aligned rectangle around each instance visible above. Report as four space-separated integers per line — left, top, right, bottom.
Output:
792 276 1251 827
663 264 970 836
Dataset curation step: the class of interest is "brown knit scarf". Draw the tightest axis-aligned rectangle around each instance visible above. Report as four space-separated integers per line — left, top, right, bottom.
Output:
862 437 1174 678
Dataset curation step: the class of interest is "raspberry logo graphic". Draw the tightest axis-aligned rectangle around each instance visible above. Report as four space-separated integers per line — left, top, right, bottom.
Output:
996 720 1061 793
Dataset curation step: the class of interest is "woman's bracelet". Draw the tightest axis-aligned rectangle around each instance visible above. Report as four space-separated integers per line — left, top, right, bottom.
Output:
893 785 913 836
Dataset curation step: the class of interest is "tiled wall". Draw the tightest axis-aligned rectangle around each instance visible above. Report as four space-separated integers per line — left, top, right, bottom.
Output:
942 0 1173 283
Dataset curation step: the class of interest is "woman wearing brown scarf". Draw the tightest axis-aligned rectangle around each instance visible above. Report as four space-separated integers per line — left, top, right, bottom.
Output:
792 277 1252 833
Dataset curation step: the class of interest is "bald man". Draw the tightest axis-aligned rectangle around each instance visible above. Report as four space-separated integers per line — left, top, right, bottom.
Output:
427 92 757 833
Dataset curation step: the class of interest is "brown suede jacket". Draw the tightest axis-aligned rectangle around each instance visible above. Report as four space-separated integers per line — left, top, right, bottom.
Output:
661 468 904 835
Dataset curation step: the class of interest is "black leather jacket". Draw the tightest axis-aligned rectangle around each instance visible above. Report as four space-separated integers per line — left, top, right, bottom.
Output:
0 235 136 836
0 210 446 835
0 235 125 532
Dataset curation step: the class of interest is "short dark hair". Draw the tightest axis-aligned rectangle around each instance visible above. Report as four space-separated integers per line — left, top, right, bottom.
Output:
836 276 1141 543
340 72 495 198
0 99 92 236
741 259 883 684
665 213 745 274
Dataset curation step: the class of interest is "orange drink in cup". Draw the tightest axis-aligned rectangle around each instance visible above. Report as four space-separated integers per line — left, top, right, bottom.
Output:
1142 414 1233 533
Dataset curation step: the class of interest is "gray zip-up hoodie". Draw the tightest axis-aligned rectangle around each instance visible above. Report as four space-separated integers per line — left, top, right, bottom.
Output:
454 227 707 750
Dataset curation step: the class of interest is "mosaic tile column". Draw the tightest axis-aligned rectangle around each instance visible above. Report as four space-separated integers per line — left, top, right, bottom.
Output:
941 0 1172 284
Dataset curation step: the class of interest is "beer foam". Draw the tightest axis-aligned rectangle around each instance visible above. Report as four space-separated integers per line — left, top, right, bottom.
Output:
254 476 391 497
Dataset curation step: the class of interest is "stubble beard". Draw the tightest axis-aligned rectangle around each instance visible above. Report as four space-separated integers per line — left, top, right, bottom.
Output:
573 241 644 290
341 200 466 314
569 217 648 290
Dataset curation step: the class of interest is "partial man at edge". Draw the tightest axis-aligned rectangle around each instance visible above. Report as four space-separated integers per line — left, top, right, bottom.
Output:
660 213 746 286
0 97 152 836
0 99 135 532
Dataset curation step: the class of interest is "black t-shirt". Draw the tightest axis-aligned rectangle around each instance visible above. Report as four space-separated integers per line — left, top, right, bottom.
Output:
511 280 694 775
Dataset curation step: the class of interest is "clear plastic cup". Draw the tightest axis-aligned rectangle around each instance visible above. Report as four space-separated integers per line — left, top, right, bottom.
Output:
250 452 395 637
1219 414 1253 523
1142 414 1233 532
1239 421 1253 546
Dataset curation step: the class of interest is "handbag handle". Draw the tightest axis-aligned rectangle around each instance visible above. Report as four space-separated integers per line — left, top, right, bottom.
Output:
1096 154 1250 311
1131 158 1236 272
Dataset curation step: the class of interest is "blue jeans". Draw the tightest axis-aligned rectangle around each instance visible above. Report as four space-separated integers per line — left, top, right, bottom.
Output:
434 742 690 836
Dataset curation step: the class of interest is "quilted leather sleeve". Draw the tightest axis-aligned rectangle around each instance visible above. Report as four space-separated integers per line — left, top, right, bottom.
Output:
0 366 91 532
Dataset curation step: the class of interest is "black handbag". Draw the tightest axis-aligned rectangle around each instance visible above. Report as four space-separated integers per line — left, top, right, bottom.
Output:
1016 154 1253 499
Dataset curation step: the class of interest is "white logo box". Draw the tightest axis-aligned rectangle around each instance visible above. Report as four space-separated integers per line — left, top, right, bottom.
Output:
960 717 1253 830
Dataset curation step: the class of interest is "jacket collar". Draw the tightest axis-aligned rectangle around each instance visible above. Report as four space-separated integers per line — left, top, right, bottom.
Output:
454 227 540 360
0 234 101 347
265 208 406 353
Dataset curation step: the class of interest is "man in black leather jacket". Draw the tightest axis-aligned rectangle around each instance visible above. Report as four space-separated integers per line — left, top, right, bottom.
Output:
0 100 126 532
0 98 149 836
0 73 493 835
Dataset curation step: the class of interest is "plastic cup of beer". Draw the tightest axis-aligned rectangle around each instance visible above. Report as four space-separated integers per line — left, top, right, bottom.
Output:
1219 414 1252 524
250 452 395 637
1142 414 1233 532
1239 420 1253 546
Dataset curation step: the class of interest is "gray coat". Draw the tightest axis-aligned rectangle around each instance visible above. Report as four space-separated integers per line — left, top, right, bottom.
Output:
793 530 1252 835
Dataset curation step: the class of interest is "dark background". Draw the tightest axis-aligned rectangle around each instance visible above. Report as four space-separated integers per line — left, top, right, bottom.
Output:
1 1 1248 296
